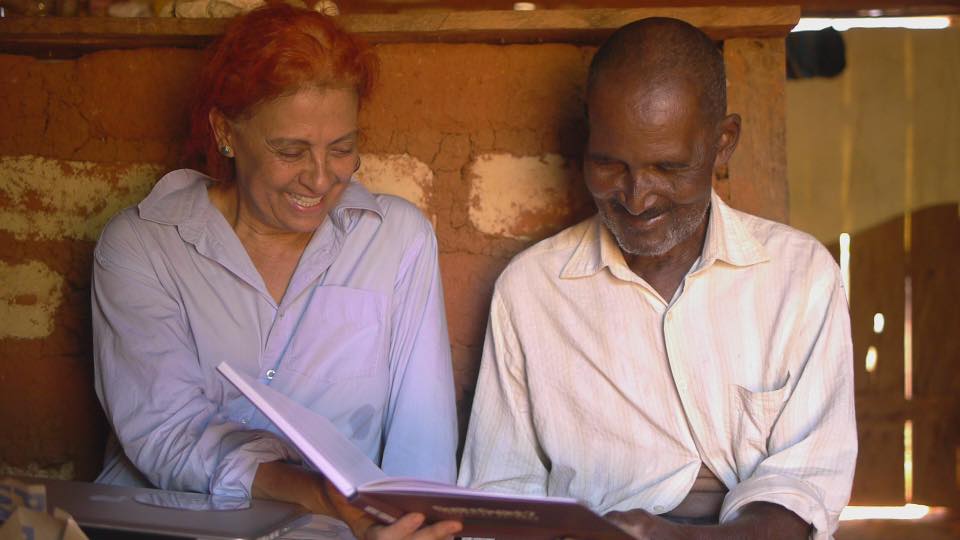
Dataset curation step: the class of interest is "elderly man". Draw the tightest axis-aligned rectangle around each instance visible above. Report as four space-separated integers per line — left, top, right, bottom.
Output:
458 17 856 540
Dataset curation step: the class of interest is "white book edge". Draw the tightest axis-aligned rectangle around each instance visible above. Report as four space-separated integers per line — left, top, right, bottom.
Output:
217 362 583 508
217 362 387 499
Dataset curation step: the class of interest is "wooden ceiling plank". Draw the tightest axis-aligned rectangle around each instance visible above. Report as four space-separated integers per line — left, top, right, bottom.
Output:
0 6 800 58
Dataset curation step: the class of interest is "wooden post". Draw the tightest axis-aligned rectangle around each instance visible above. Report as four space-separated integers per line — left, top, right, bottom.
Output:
723 37 789 223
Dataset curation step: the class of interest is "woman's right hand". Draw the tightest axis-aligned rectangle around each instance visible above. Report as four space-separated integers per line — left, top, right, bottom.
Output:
363 513 462 540
253 462 462 540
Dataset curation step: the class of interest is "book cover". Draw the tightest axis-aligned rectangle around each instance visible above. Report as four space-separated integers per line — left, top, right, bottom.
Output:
217 362 632 540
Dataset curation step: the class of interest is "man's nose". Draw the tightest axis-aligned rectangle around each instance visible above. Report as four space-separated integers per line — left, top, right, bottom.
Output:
622 170 657 214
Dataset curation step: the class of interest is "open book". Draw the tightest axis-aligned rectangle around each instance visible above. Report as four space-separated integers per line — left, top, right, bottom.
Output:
217 362 632 540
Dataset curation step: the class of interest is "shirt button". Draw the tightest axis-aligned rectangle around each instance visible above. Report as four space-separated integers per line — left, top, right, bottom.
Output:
240 418 248 424
654 505 664 512
265 369 276 380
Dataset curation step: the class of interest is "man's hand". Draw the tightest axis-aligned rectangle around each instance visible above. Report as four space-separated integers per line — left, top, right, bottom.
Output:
604 502 811 540
364 513 462 540
605 508 690 540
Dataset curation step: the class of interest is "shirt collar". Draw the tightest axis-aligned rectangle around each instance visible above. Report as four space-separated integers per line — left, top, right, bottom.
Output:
698 190 769 270
560 189 768 280
137 169 384 233
559 215 627 280
137 169 212 228
330 179 384 231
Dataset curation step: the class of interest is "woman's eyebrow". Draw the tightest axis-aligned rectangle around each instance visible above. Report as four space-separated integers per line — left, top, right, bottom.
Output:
266 131 358 147
266 137 309 147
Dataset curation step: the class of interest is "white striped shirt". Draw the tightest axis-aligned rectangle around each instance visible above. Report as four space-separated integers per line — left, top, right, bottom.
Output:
458 190 856 539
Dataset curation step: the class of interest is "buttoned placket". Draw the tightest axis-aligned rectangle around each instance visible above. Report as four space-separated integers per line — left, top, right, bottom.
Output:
251 208 340 382
625 276 706 513
662 274 720 493
259 243 338 387
260 301 292 383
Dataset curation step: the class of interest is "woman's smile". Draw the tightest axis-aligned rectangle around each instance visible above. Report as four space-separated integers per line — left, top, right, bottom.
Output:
286 191 326 209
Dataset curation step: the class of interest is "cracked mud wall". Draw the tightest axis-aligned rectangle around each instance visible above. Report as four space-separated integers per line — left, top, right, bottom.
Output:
0 39 786 479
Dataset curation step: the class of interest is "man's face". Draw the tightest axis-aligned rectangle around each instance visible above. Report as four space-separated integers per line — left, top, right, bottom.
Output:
584 76 732 258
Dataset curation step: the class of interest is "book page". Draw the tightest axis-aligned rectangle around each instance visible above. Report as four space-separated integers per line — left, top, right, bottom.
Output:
217 363 387 497
361 478 579 504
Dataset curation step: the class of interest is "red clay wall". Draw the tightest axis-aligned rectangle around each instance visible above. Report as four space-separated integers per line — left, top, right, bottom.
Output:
0 40 785 479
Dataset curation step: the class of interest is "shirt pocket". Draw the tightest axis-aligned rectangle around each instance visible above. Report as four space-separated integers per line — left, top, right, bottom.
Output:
728 375 791 480
285 286 387 382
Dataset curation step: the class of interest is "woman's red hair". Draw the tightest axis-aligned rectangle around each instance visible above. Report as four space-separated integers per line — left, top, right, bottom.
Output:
183 3 378 183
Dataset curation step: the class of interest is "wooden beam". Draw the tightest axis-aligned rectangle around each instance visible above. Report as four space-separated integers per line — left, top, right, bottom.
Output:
0 6 799 58
310 0 960 17
345 7 801 42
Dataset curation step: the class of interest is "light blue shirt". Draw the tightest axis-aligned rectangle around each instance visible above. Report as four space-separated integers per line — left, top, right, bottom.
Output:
93 169 458 498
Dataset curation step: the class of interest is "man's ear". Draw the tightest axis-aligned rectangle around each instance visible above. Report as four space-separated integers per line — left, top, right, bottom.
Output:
714 113 741 172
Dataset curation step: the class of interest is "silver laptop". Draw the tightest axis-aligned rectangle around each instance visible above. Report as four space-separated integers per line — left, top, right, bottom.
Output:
10 476 310 539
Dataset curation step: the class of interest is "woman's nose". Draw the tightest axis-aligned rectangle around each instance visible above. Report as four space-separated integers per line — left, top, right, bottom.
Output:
301 155 334 193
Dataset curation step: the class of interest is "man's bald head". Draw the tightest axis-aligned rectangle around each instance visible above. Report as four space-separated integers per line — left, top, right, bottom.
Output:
587 17 727 124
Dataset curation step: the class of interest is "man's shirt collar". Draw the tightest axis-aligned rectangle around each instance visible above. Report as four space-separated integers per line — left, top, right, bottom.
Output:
560 189 769 281
697 190 769 271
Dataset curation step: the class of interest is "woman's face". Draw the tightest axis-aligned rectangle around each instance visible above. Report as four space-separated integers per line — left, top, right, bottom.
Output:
214 86 360 236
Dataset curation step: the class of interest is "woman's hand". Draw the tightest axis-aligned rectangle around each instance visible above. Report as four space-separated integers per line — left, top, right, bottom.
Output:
364 513 462 540
253 462 461 540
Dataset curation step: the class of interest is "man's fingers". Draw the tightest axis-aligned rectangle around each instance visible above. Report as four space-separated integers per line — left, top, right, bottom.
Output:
605 510 632 526
603 509 656 539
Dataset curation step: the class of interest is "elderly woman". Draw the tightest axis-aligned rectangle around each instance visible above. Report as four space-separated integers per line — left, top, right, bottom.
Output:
92 5 459 539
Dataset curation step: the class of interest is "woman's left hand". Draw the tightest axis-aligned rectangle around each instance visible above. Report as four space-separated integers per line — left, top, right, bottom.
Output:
363 513 462 540
252 462 462 540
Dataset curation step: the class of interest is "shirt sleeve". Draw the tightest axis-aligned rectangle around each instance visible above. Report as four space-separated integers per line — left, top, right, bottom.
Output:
92 213 299 498
720 253 858 539
457 287 550 495
378 212 458 483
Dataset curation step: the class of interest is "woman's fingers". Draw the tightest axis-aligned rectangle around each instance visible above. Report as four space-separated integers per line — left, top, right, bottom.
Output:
365 514 463 540
410 520 463 540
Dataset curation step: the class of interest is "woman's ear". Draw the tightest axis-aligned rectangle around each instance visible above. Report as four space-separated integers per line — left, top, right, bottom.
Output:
208 108 232 152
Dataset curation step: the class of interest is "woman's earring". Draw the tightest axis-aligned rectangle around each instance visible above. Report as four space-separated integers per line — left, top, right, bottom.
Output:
220 144 234 158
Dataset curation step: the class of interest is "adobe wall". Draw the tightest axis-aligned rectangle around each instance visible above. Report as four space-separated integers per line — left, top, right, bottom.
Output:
0 40 786 479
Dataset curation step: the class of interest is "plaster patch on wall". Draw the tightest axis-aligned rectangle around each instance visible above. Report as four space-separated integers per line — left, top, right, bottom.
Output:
0 155 162 241
354 153 432 210
468 153 580 239
0 260 65 339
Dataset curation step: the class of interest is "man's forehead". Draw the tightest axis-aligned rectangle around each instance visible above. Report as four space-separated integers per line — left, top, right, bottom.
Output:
589 72 702 120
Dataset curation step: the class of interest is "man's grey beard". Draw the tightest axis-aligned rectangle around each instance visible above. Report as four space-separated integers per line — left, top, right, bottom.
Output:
600 200 710 258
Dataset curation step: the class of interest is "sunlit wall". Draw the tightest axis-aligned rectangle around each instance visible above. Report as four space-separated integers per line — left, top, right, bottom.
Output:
787 27 960 244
